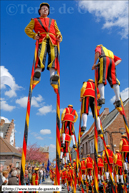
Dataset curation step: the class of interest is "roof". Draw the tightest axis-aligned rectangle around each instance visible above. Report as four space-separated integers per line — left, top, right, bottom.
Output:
0 123 10 138
0 137 21 157
102 98 129 130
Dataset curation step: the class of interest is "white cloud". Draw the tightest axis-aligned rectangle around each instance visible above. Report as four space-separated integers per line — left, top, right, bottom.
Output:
37 105 55 115
78 1 128 39
0 66 22 97
16 95 43 108
60 108 64 113
40 129 51 135
31 132 38 137
1 100 15 111
50 144 56 149
110 87 129 103
89 111 92 116
0 116 10 123
36 136 44 140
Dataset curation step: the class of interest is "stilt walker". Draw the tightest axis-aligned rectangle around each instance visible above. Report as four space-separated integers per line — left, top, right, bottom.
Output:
23 2 62 188
61 105 78 149
114 150 124 192
92 44 122 108
120 134 129 193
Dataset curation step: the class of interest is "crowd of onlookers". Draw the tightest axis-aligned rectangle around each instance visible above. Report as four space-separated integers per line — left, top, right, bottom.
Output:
0 163 49 193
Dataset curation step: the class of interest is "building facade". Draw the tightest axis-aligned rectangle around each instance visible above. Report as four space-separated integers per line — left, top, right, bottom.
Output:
0 119 15 147
0 137 21 166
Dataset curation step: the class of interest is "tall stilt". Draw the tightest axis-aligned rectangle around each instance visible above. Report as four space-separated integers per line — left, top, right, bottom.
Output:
116 97 129 140
55 43 60 191
94 68 99 193
20 40 40 185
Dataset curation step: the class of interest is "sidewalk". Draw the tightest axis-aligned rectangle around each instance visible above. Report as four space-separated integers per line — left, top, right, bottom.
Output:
42 177 52 185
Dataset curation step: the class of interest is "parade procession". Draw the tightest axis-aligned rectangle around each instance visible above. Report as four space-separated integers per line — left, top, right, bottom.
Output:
1 1 129 193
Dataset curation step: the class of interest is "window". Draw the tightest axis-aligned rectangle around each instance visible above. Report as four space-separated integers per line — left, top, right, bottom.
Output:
16 162 19 167
0 132 3 138
0 161 6 166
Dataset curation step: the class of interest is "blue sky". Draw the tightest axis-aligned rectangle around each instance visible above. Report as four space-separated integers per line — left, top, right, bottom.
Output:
1 1 128 161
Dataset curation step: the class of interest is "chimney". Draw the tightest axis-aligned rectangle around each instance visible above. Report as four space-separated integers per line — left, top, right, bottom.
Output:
0 119 5 126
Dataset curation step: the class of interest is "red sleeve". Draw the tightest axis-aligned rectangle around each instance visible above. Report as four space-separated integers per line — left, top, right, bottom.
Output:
114 55 121 62
95 46 101 55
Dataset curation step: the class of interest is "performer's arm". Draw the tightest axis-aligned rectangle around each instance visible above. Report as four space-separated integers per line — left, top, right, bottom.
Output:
74 111 78 123
24 19 37 40
61 109 66 122
119 140 123 152
54 20 62 42
80 82 87 99
113 154 117 163
92 46 101 70
102 151 105 161
97 87 100 99
114 55 122 66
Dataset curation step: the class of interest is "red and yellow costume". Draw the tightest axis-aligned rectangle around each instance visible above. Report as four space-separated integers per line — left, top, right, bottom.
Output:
77 171 82 186
80 158 86 175
73 159 76 170
98 155 104 181
80 79 100 116
102 146 114 173
114 150 124 184
85 155 94 182
31 168 39 193
67 167 73 187
95 45 120 87
114 150 123 181
119 135 129 162
25 13 62 71
61 105 78 135
61 169 67 185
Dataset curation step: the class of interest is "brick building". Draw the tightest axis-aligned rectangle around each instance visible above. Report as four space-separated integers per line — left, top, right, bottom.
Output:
80 98 129 159
0 119 15 147
0 136 21 167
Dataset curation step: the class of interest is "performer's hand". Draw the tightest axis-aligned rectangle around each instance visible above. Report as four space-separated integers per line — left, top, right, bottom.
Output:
57 35 62 42
92 64 96 70
35 34 40 40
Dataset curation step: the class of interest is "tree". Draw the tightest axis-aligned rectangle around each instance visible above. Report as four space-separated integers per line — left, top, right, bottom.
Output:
18 143 48 163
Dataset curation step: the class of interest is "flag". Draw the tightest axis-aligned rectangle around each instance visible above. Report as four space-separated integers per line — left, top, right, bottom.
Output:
47 159 50 171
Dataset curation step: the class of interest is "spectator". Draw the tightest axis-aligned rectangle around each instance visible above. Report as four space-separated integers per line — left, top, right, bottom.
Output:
8 170 19 193
44 168 46 180
39 168 43 184
2 170 9 185
8 163 14 179
28 169 32 184
0 164 3 192
2 170 9 193
24 170 30 185
16 169 20 180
